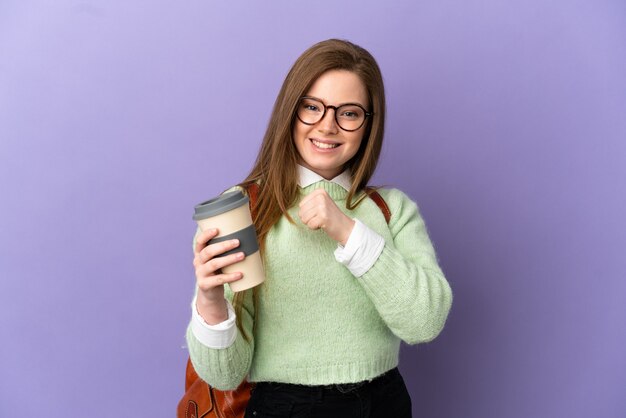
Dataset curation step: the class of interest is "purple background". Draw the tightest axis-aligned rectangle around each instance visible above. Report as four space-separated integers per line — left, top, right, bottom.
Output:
1 1 625 417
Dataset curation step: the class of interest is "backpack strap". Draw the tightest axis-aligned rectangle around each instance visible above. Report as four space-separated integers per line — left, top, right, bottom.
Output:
244 183 390 225
365 187 391 225
246 183 260 220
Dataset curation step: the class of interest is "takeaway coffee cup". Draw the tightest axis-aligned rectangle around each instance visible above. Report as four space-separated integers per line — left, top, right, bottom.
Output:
193 191 265 292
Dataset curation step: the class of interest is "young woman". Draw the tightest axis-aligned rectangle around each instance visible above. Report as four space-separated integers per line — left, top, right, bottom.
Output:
187 39 452 418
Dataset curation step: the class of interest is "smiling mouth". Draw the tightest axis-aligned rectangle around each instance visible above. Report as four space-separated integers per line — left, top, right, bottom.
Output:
310 139 340 149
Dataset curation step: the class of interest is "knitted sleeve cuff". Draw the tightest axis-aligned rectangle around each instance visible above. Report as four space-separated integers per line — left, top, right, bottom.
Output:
334 218 385 277
191 296 237 349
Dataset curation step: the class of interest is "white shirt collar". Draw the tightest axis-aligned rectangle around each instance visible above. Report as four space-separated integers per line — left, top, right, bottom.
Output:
297 165 352 191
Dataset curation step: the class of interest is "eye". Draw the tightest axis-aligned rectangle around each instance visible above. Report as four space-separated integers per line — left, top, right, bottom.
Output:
338 106 363 120
300 99 323 113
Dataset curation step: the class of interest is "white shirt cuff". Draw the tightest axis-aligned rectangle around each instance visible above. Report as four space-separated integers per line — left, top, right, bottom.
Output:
334 218 385 277
191 296 237 349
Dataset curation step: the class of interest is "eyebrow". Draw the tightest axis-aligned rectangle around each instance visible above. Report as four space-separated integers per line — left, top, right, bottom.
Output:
304 95 368 109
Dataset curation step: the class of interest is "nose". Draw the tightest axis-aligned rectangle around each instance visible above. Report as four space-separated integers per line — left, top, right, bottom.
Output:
316 108 339 134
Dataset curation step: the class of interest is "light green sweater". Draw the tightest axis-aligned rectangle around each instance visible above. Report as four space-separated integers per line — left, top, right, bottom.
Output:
186 181 452 390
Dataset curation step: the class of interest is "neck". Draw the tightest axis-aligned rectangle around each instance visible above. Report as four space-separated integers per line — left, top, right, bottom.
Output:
298 161 342 180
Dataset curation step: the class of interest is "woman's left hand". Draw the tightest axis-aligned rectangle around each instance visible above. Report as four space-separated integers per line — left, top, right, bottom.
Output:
298 189 355 245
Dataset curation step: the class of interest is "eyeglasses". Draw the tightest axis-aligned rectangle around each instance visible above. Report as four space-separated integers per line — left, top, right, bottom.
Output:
296 96 373 132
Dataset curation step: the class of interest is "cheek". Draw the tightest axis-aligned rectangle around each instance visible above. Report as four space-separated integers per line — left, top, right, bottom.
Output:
345 134 364 155
292 125 309 158
293 123 308 145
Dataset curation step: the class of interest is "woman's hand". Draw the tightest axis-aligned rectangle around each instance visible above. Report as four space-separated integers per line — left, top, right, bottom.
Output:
298 189 355 245
192 228 245 324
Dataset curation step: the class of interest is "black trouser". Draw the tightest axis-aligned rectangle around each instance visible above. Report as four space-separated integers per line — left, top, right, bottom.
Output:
244 367 412 418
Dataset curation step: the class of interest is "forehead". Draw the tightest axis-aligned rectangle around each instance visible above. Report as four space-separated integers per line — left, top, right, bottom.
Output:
306 70 368 106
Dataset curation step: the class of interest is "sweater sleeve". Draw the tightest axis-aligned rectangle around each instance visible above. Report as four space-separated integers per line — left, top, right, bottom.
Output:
185 227 255 390
357 189 452 345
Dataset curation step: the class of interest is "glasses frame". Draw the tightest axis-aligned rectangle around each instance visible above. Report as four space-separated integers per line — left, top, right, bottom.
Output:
296 96 374 132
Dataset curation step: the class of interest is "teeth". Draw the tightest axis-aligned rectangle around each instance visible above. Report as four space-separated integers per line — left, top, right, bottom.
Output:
311 139 339 149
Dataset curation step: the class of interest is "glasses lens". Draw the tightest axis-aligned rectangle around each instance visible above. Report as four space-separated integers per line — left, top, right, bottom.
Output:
297 98 324 125
336 104 366 131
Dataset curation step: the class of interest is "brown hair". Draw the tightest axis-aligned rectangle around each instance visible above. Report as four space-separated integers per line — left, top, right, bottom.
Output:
233 39 386 340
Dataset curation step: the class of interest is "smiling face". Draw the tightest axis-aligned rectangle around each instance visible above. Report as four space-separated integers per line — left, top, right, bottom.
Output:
292 70 369 180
